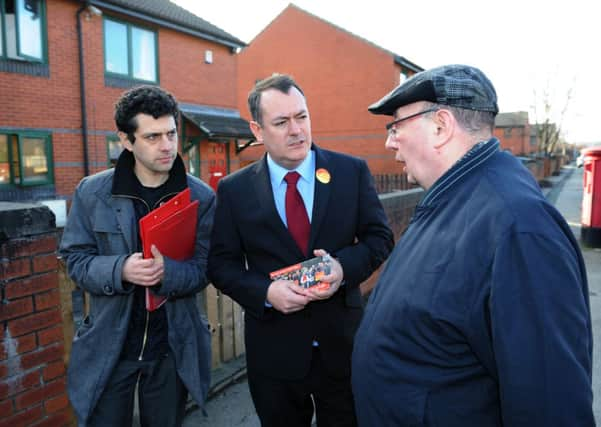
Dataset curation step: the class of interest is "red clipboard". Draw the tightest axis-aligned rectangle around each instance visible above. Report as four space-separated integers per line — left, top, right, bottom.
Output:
139 188 191 248
139 188 198 311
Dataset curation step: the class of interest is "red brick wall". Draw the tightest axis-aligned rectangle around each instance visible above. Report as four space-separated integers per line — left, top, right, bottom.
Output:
1 0 241 201
159 31 238 108
494 124 535 156
0 0 83 199
236 5 414 175
0 230 71 426
0 1 82 129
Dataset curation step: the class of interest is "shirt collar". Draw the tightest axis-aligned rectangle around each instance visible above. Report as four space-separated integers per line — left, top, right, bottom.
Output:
267 150 315 186
420 137 500 207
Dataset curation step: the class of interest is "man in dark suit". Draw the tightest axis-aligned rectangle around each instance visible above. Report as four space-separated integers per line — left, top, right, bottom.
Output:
208 74 394 427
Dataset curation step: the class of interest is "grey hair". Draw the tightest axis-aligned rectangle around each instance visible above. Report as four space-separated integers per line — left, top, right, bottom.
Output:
424 101 495 135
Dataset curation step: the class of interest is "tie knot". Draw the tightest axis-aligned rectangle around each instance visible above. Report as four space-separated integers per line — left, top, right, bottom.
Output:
284 171 301 186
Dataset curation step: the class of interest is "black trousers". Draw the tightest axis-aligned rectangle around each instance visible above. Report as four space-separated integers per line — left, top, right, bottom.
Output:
248 347 358 427
88 353 187 427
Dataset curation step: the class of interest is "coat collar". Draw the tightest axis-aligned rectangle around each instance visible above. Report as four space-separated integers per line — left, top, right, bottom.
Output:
108 150 189 252
420 138 500 207
111 149 188 199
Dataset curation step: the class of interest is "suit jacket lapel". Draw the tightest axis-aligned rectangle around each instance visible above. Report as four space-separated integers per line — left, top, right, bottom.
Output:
309 145 333 250
252 155 304 256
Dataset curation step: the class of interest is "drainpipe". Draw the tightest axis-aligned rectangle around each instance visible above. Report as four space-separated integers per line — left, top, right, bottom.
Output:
76 3 91 177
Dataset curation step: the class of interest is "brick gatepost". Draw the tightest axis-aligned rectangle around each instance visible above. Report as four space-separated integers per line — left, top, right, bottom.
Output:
0 202 72 427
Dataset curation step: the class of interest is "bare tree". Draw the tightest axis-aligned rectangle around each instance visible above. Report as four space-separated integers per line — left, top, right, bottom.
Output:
531 77 574 156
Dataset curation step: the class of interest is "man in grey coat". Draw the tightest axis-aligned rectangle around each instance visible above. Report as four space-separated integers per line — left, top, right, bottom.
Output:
59 85 215 427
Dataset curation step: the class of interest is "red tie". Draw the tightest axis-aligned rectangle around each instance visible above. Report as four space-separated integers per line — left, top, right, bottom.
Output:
284 172 310 255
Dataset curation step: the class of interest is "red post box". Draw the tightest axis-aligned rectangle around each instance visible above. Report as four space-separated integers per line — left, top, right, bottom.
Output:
581 147 601 247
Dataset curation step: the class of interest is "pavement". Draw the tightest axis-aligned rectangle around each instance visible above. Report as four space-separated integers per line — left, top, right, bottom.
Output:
182 163 601 426
551 165 601 424
183 378 259 427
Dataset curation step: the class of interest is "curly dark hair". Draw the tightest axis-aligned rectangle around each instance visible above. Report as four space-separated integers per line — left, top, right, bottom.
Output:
114 85 179 143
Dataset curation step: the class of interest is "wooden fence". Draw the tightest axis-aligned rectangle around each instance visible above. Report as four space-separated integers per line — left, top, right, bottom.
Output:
203 286 245 369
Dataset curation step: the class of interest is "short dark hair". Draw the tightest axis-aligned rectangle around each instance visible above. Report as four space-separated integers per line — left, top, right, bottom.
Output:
114 85 179 143
248 74 305 125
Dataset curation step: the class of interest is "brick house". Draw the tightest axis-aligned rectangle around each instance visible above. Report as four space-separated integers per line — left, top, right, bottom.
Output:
235 3 423 181
494 111 536 156
0 0 252 210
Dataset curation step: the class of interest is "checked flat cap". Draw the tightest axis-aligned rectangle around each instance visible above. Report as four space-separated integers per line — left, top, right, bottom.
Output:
368 64 499 116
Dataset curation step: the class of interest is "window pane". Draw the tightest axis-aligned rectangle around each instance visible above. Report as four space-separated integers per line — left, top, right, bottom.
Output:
11 135 20 184
131 27 156 81
0 8 4 57
5 2 19 58
16 0 43 60
104 19 128 75
20 136 48 183
0 135 9 183
187 144 198 176
107 139 123 166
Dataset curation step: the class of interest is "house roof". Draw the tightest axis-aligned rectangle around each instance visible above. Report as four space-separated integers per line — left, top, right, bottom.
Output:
394 56 423 73
495 111 529 127
179 104 253 140
89 0 246 49
255 3 423 73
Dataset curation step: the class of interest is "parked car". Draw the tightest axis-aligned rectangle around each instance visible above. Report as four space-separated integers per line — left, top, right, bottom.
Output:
576 153 585 168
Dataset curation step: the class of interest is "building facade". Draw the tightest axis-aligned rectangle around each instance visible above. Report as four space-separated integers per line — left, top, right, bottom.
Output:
494 111 536 156
235 4 423 177
0 0 252 209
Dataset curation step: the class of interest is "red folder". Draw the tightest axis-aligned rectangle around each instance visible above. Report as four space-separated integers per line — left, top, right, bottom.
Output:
139 188 192 244
139 188 198 311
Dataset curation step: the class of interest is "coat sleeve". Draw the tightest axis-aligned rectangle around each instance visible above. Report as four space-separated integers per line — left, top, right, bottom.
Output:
333 159 394 288
207 179 271 318
155 186 216 298
490 231 593 426
58 178 132 296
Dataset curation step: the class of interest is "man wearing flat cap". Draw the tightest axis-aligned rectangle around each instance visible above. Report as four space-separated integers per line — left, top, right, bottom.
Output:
351 64 593 426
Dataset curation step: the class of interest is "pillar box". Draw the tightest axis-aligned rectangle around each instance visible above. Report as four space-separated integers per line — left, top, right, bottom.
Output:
581 147 601 247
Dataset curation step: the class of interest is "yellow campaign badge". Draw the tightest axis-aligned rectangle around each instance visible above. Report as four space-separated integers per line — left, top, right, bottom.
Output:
316 168 330 184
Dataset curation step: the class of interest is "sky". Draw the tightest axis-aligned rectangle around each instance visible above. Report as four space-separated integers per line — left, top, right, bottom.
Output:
173 0 600 145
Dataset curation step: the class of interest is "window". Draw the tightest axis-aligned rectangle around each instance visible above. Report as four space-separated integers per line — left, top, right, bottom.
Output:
106 136 123 167
103 17 157 82
530 135 537 147
0 131 53 186
183 136 202 177
186 144 199 177
0 0 46 62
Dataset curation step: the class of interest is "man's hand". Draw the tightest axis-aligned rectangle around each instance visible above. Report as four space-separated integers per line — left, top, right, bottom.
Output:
306 249 344 301
267 279 312 314
122 245 165 286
